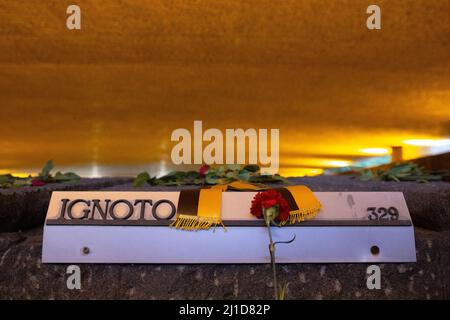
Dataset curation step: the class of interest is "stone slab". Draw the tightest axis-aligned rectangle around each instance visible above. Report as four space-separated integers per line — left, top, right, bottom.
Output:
0 227 449 300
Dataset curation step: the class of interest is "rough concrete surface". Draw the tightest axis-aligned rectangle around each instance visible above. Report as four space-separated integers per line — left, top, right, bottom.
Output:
0 227 448 300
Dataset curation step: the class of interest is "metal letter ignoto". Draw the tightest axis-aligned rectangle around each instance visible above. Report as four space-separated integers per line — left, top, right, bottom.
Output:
109 200 134 220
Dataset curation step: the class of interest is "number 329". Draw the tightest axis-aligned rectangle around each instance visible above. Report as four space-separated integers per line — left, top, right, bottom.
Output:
367 207 399 221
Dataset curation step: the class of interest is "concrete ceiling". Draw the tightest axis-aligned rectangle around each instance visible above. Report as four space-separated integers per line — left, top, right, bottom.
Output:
0 0 449 175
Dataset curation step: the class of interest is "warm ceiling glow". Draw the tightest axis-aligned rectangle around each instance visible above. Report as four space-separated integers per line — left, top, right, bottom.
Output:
325 160 352 168
1 2 449 175
403 139 450 147
282 158 353 168
0 170 33 178
360 148 390 155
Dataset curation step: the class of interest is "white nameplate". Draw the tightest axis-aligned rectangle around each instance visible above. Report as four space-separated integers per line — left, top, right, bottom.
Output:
42 191 416 263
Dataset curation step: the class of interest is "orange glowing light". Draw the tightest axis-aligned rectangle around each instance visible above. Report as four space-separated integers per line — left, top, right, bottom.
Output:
279 168 324 177
403 139 450 147
360 148 390 155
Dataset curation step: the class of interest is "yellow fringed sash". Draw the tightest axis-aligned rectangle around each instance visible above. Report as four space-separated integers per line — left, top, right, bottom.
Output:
171 182 321 231
170 188 224 231
284 185 322 223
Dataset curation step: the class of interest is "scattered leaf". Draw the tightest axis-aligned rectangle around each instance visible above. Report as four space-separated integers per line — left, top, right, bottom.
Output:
133 164 289 187
54 171 81 182
39 160 54 180
0 161 82 189
243 164 260 173
359 163 442 182
134 172 151 187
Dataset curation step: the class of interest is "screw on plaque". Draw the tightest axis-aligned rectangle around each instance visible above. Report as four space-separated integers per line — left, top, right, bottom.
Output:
370 245 380 256
81 246 90 255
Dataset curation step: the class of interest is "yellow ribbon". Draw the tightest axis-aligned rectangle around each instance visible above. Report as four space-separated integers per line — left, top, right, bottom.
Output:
197 188 223 229
285 185 321 223
172 182 321 230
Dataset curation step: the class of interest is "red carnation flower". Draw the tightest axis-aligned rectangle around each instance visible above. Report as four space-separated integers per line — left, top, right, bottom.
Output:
31 179 46 187
262 199 277 208
250 190 290 222
199 164 210 176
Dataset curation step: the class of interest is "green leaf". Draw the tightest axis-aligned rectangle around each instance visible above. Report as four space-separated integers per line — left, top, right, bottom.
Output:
226 164 242 172
12 178 32 188
159 171 187 182
212 166 223 175
359 162 441 182
242 165 260 173
165 171 186 178
237 171 250 181
0 174 13 189
0 175 33 189
193 178 203 185
387 174 400 182
360 170 375 181
134 164 288 187
205 175 232 185
225 170 239 179
54 171 81 182
146 176 158 185
181 171 201 184
1 161 85 189
39 160 54 179
0 175 12 184
134 172 151 187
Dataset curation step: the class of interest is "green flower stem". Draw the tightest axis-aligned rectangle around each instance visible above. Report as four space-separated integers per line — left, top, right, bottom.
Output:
265 215 278 300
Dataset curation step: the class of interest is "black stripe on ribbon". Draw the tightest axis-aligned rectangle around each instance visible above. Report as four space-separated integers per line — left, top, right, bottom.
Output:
274 188 299 212
177 189 200 216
